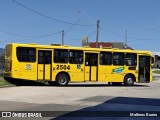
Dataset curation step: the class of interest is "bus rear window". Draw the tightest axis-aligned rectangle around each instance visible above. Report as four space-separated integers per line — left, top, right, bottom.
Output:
16 47 36 62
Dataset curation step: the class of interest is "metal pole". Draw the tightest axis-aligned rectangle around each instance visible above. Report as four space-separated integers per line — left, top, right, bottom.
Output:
96 20 100 48
62 30 64 45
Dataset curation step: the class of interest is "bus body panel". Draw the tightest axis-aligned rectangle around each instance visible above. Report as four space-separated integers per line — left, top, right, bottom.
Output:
15 62 37 80
38 64 44 80
5 44 37 80
98 65 138 82
4 43 153 84
13 45 37 81
91 66 97 81
52 63 85 82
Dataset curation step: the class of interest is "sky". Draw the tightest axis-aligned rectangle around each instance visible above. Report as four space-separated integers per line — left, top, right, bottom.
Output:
0 0 160 51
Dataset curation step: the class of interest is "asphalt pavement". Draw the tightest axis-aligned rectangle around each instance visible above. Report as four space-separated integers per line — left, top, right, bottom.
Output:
0 72 160 120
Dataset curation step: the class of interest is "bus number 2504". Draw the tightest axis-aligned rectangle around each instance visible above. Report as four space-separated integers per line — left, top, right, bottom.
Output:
56 65 70 70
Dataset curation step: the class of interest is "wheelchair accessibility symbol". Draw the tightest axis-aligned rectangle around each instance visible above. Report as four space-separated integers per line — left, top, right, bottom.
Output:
77 65 81 69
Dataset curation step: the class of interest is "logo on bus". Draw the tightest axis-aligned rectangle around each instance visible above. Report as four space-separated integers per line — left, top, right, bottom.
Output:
26 64 32 70
112 67 124 73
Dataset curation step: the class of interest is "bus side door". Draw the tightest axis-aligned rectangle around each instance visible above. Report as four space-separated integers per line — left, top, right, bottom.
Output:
85 53 98 81
38 50 52 80
138 55 150 82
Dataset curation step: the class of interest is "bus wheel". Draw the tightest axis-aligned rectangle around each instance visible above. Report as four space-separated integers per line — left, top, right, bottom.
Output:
124 75 134 86
56 74 69 86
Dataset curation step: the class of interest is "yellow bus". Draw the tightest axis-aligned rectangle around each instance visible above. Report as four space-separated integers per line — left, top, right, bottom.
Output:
4 43 154 86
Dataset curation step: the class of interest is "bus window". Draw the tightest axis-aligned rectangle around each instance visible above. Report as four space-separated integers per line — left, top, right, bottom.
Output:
125 53 137 66
54 49 68 63
69 50 83 64
113 52 124 66
38 51 44 64
92 54 98 66
100 52 112 65
46 52 51 64
85 54 90 66
85 53 98 66
16 47 36 62
38 51 51 64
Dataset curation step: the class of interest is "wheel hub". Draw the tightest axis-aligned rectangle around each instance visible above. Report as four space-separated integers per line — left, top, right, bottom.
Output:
127 78 132 83
60 77 66 84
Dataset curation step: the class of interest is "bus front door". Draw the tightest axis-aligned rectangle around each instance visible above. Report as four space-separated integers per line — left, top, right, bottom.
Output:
38 50 52 81
85 53 98 81
138 55 150 82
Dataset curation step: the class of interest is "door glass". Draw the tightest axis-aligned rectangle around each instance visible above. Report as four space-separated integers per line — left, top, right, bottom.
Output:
45 52 51 64
38 51 52 64
85 54 90 66
85 53 98 66
91 54 98 66
139 56 150 81
38 51 44 64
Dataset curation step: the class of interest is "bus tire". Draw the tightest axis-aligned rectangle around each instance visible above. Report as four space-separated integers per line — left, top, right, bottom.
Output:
56 74 69 86
124 75 134 86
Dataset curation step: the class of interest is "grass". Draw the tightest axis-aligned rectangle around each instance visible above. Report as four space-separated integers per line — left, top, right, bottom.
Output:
153 70 160 74
0 74 14 87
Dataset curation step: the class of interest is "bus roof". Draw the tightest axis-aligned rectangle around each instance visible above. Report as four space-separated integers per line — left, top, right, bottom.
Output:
7 43 152 56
